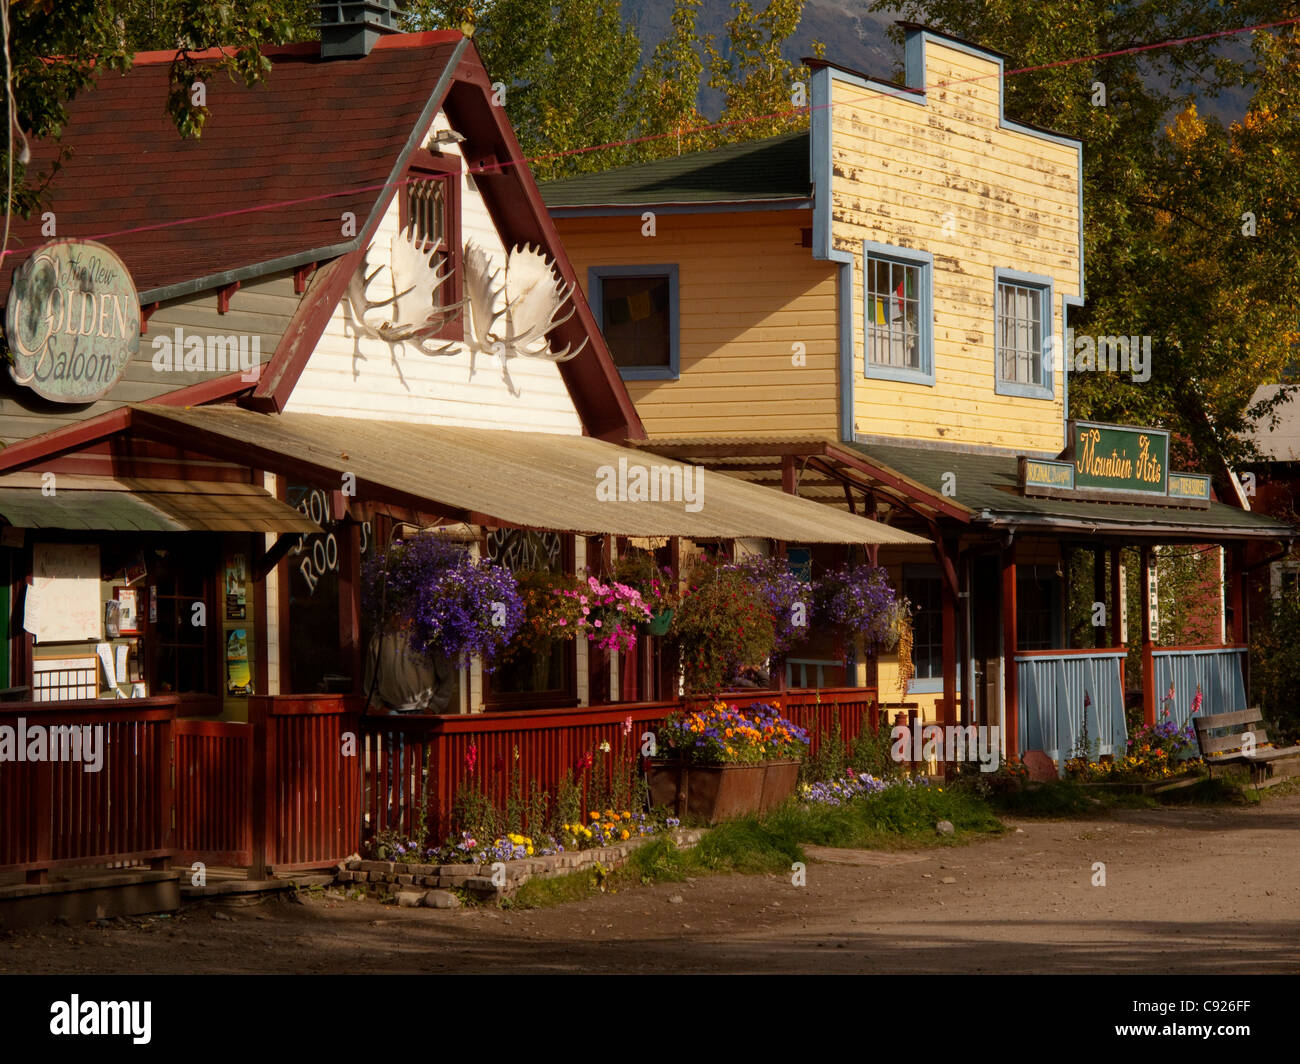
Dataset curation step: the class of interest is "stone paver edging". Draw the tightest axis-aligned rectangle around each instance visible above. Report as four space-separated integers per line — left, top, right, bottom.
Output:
338 828 706 906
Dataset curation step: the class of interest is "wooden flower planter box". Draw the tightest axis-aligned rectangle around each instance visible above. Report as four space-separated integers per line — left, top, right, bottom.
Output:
647 760 802 823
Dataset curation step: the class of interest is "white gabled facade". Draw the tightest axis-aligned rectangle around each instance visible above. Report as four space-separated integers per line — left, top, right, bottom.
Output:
286 114 583 435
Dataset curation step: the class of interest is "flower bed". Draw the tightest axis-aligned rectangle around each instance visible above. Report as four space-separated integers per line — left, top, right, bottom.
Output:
1066 719 1203 782
371 808 682 868
341 827 707 902
649 701 811 821
799 771 931 806
658 700 810 764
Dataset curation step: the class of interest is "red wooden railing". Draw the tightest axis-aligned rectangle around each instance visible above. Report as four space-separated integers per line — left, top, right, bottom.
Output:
3 688 877 881
360 687 880 845
0 697 176 883
2 694 360 882
174 720 252 867
249 695 362 876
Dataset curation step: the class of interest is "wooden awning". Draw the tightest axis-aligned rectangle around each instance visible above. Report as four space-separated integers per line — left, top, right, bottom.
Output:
125 406 928 545
0 474 321 534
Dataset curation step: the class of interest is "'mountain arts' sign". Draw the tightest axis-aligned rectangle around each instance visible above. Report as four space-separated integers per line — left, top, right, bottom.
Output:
1069 420 1168 496
5 239 140 403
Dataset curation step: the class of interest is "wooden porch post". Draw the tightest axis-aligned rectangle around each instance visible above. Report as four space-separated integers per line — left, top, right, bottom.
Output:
338 518 362 695
1002 542 1019 761
1110 545 1125 692
249 695 273 880
1140 544 1156 726
928 525 959 735
1227 543 1247 699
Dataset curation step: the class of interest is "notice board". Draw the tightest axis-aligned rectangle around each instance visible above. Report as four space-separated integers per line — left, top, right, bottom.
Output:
25 543 102 643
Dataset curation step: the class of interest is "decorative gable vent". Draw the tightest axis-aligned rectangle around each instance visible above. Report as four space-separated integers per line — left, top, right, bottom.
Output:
316 0 404 60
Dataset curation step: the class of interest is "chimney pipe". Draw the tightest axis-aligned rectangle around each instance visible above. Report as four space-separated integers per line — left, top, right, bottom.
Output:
316 0 404 59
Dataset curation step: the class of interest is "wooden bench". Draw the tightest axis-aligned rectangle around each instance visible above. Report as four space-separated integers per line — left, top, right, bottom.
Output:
1193 709 1300 788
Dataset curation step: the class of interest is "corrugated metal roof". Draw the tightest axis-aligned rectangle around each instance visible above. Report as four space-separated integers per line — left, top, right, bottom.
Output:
129 406 927 545
539 131 811 208
0 475 321 533
847 443 1295 538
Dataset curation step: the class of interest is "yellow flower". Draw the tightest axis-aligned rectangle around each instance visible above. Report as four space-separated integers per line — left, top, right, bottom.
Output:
620 829 630 840
590 812 600 821
621 811 631 820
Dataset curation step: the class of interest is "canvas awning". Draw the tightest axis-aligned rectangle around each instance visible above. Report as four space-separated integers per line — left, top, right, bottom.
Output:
0 474 322 534
126 406 927 545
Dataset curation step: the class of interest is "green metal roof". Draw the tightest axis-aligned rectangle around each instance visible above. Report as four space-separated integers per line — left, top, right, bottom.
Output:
539 131 811 209
847 442 1295 540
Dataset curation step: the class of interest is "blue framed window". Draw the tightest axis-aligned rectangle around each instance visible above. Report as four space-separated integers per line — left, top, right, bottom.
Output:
589 264 679 381
863 241 934 386
902 564 944 693
994 268 1054 400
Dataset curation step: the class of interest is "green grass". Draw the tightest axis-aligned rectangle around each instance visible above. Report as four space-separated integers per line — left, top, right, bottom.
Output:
982 769 1277 817
502 785 1005 909
986 780 1103 818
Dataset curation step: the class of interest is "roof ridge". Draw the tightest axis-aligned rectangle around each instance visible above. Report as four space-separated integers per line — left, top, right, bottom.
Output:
540 129 809 188
129 29 464 67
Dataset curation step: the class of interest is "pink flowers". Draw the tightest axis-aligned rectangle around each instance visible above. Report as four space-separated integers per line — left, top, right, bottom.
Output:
465 743 477 773
1190 684 1203 716
622 715 633 736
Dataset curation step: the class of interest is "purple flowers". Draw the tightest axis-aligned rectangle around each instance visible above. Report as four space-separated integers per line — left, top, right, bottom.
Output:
816 563 901 647
721 557 811 653
363 534 524 669
800 773 928 806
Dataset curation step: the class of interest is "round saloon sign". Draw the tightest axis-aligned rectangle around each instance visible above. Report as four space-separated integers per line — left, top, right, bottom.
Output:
5 239 140 403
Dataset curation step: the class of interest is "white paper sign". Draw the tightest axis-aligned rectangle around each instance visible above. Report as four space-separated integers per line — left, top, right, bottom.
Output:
97 642 118 691
27 544 101 643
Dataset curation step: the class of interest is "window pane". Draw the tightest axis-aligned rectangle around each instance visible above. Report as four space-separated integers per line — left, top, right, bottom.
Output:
601 275 671 368
903 573 943 680
997 281 1044 386
867 255 924 370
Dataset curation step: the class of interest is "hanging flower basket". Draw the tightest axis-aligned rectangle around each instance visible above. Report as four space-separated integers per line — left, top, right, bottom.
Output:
363 533 523 670
816 563 902 650
643 607 674 637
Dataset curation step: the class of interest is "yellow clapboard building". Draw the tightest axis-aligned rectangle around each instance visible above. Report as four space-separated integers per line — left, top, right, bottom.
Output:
542 24 1291 771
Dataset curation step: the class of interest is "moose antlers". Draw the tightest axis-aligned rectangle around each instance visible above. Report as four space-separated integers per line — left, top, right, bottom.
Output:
343 234 586 388
342 226 462 351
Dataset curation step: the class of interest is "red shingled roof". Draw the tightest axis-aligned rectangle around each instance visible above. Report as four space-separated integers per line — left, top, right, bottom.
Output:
0 31 465 302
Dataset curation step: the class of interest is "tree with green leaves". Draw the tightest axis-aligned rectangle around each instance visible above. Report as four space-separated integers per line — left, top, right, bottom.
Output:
405 0 823 173
866 0 1300 470
629 0 712 159
701 0 822 146
403 0 644 180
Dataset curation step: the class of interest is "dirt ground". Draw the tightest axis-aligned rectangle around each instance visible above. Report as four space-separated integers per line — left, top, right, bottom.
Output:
4 794 1299 975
